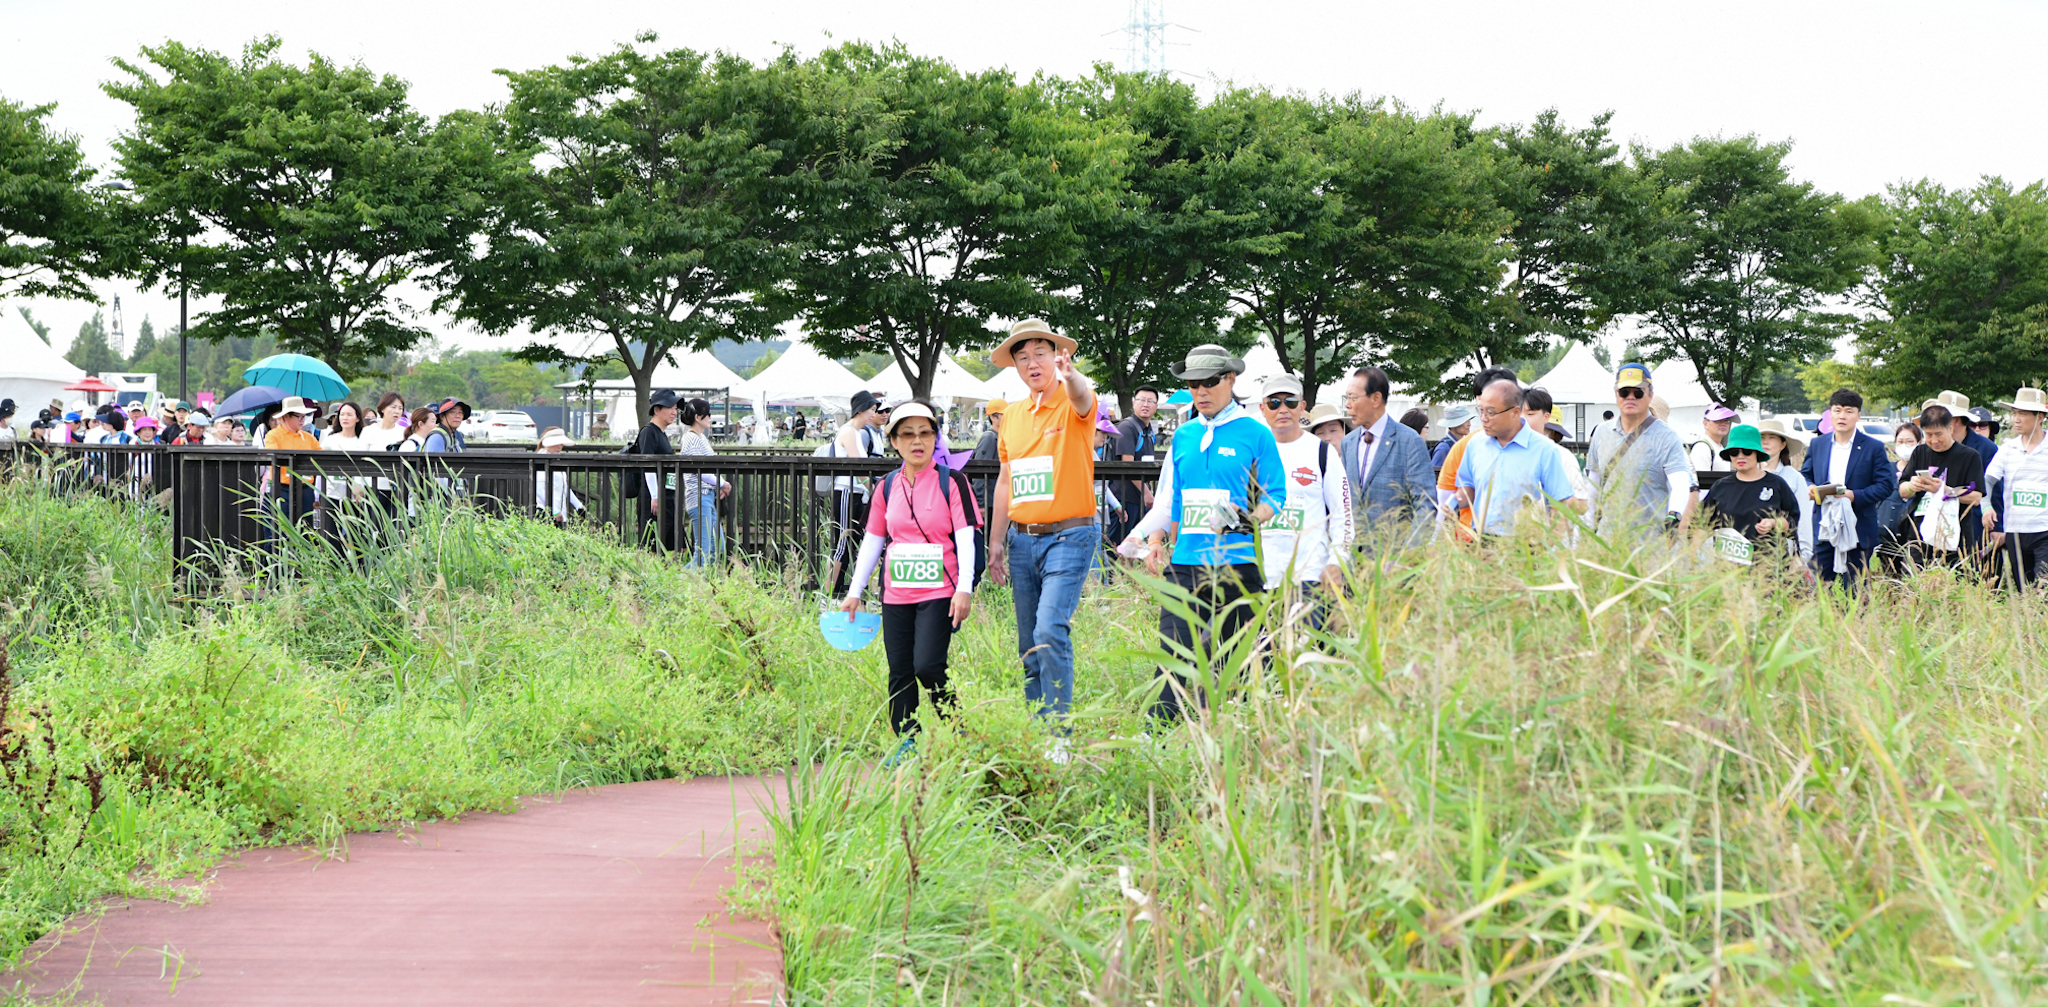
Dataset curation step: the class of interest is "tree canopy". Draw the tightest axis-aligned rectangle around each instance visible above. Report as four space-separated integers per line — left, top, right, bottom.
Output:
0 97 119 300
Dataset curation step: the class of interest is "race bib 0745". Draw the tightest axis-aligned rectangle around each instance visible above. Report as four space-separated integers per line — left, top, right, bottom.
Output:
1179 488 1229 534
1263 499 1307 533
887 542 946 589
1009 456 1056 505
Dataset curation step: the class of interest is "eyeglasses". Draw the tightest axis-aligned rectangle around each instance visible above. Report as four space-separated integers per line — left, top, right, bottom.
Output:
1616 387 1647 400
1188 376 1225 390
1475 405 1516 420
1263 395 1302 410
892 429 935 441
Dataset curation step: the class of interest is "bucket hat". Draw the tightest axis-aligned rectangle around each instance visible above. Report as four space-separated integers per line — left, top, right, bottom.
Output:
539 427 575 449
277 396 316 417
1305 403 1346 434
1996 387 2048 414
1717 424 1766 461
1440 403 1477 429
1170 343 1246 382
1921 389 1969 413
1751 417 1806 468
991 318 1077 368
435 396 471 420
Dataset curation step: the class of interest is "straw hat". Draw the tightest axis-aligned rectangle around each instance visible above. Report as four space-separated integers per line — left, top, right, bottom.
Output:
1920 389 1969 413
1751 417 1806 468
1996 387 2048 415
991 319 1077 368
1304 403 1346 434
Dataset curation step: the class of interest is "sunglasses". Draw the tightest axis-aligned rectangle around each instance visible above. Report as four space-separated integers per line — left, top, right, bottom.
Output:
1263 395 1302 410
1616 387 1647 400
1188 376 1225 390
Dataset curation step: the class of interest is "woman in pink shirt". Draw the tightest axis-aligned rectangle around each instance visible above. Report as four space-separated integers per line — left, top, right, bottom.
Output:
839 401 981 764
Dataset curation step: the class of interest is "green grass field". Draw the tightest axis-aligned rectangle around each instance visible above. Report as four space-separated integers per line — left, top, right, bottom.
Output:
1 474 2044 1004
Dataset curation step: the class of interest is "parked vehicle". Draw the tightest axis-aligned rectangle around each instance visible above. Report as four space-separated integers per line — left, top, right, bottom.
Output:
471 410 538 442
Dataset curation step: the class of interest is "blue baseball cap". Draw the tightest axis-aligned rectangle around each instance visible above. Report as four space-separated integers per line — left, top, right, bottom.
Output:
62 411 82 423
1615 362 1651 389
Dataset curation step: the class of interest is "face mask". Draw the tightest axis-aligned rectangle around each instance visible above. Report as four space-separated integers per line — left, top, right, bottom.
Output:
1895 442 1915 457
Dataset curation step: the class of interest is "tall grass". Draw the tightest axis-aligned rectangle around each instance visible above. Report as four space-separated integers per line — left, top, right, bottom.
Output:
764 525 2048 1004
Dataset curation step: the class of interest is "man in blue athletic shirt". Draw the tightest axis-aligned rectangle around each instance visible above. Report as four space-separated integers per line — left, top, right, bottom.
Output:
1126 343 1286 721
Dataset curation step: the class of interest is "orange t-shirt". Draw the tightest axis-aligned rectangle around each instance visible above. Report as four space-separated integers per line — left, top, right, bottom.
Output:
997 380 1097 525
1435 432 1475 531
265 425 323 485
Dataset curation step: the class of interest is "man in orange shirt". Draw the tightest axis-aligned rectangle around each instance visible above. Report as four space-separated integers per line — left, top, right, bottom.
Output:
988 319 1096 755
264 396 324 526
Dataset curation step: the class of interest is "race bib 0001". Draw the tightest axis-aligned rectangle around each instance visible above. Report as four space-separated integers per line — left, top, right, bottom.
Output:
1010 456 1056 505
1179 488 1229 534
1711 527 1754 566
887 542 946 589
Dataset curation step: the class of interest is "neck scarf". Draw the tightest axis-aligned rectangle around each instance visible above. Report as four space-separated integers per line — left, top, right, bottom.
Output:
1191 400 1251 451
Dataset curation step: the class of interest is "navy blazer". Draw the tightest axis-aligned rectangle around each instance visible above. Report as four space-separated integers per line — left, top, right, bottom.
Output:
1339 419 1436 551
1799 431 1898 549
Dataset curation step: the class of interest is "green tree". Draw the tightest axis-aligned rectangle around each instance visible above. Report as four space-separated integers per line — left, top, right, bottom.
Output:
19 307 51 345
1040 68 1259 413
129 315 155 363
64 310 120 375
105 37 498 377
398 359 472 407
1219 91 1508 404
1855 178 2048 405
1629 136 1877 405
787 43 1127 400
442 37 801 424
0 96 119 300
743 348 782 379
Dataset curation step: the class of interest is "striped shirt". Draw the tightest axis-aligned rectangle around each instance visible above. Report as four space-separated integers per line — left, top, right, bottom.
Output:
1986 432 2048 534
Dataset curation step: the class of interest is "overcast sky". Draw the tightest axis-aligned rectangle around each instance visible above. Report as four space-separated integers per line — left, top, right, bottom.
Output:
4 0 2043 358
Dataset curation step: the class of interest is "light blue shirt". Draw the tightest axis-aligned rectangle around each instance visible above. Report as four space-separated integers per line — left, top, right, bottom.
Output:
1456 423 1578 536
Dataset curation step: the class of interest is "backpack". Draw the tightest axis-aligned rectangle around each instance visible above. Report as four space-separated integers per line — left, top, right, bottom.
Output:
810 438 840 494
875 464 981 530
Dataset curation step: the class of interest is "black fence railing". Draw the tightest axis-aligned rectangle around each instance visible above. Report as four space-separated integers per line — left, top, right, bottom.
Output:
4 441 1734 590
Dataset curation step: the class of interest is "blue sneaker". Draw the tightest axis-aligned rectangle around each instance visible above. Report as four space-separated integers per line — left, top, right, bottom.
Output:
883 735 917 768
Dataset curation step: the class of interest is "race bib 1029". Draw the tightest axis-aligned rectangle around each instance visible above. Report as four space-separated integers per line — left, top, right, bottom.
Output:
2013 482 2048 510
1009 456 1056 505
887 542 946 589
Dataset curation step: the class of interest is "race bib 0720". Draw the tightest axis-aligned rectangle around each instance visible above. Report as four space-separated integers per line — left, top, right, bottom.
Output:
887 542 946 589
1179 488 1229 534
1010 456 1056 505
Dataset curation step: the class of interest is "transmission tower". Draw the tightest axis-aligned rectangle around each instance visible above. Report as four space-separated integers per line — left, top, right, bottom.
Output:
109 295 125 359
1123 0 1169 75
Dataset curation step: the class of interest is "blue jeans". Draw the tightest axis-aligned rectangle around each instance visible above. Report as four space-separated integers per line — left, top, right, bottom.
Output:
1007 523 1099 724
686 503 723 569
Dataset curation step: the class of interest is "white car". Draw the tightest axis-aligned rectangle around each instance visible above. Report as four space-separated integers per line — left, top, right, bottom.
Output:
471 410 538 442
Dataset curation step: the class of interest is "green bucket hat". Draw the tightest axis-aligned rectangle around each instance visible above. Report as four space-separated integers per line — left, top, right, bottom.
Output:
1717 424 1766 461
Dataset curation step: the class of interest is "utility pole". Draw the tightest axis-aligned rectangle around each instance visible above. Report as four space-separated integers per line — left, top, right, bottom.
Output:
178 234 188 402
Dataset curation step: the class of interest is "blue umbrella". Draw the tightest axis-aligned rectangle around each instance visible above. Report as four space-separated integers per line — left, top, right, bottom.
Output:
1166 389 1192 404
214 385 290 417
244 353 350 400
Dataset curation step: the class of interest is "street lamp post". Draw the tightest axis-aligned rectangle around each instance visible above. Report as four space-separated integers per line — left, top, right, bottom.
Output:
178 234 188 402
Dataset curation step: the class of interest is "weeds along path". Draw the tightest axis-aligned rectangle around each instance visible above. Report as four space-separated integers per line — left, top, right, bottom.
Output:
16 776 780 1005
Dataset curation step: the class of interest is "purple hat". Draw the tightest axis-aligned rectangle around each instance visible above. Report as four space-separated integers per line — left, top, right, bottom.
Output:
1094 405 1118 436
135 416 160 431
1704 403 1740 423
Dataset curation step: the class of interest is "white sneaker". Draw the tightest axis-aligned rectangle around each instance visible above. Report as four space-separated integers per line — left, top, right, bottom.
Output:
1044 737 1073 766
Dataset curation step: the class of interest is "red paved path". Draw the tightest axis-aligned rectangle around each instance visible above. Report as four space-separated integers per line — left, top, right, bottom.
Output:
15 776 783 1005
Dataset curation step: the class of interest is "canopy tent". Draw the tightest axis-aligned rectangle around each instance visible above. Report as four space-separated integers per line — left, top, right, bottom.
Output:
747 339 869 404
552 347 761 440
1528 341 1616 439
867 355 997 406
0 304 86 412
981 365 1031 403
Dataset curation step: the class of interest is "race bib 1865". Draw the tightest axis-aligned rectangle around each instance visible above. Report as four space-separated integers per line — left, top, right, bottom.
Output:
1009 456 1056 505
1711 527 1754 566
1179 488 1229 534
887 542 946 589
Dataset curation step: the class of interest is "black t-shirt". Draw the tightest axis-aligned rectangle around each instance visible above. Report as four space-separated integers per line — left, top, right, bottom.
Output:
1901 440 1985 545
1701 471 1800 541
630 421 674 498
1110 416 1156 507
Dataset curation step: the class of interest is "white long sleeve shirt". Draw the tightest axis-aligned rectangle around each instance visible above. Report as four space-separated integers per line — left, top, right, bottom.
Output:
1258 433 1353 587
1986 431 2048 534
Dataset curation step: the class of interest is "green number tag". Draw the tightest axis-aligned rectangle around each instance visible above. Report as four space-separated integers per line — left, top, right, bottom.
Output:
1263 501 1306 532
2013 484 2048 510
1009 456 1055 505
887 543 946 589
1711 527 1754 566
1180 488 1228 534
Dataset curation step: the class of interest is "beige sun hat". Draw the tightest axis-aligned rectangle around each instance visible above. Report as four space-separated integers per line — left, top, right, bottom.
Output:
1920 389 1970 413
1304 402 1346 434
1996 387 2048 415
277 396 316 417
1752 417 1807 468
991 319 1077 368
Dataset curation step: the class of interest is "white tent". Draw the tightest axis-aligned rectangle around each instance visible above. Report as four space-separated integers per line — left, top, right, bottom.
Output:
1529 341 1617 439
868 355 996 406
551 347 761 440
982 366 1031 402
746 339 870 411
0 303 85 413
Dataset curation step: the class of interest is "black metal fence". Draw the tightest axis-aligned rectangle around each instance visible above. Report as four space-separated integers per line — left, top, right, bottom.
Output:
1 442 1166 587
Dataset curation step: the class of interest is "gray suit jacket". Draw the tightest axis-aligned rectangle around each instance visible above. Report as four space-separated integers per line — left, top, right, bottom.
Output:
1340 419 1437 552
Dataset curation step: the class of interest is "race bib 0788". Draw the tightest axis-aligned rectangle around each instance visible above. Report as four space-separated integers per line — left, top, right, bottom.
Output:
887 542 946 589
1009 456 1056 505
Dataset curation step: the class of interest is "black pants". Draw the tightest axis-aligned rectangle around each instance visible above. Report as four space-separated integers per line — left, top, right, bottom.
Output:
882 598 956 735
1151 562 1264 722
639 490 679 552
2001 530 2048 589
